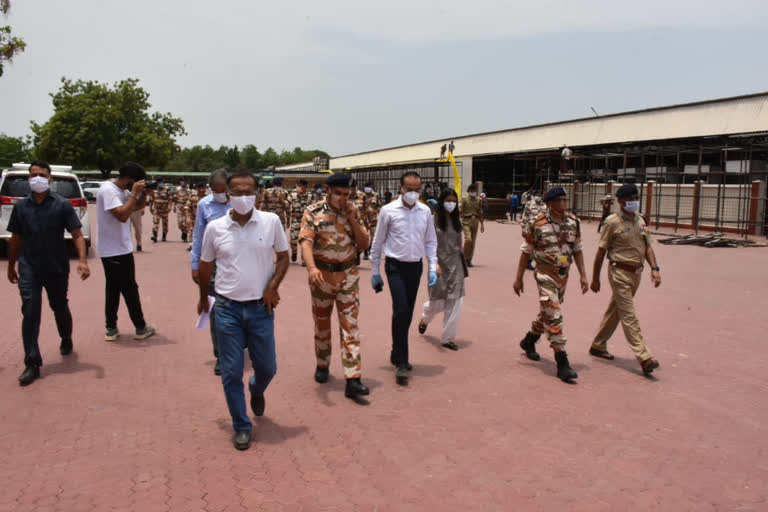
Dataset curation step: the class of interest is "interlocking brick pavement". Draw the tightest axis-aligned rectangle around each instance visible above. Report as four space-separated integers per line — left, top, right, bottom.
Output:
1 207 767 510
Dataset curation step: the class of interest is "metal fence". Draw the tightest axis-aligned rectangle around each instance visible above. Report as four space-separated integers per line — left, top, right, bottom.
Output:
350 161 461 202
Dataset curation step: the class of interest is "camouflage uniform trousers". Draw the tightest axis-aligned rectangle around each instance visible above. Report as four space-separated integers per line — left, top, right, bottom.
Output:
177 209 188 235
152 212 169 234
310 267 362 379
530 268 570 349
289 217 302 257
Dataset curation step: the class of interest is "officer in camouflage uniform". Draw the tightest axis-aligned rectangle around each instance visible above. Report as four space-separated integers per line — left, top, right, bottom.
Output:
299 172 371 400
151 184 172 242
287 179 313 263
173 183 190 242
362 181 382 260
521 191 547 270
259 177 289 228
185 183 207 251
513 187 589 383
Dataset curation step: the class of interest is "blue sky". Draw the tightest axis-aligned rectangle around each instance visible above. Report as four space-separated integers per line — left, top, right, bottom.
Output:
1 0 767 156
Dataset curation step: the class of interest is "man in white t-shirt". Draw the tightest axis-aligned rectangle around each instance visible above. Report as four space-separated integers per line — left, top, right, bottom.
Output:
96 162 157 342
197 169 290 451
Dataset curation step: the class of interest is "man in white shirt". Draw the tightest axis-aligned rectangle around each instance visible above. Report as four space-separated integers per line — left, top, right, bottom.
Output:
96 162 156 342
197 169 290 451
370 172 438 385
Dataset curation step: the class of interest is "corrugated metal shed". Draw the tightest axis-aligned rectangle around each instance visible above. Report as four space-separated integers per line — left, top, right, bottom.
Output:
330 92 768 169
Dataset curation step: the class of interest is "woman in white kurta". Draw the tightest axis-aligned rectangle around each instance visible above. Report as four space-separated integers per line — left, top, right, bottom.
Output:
418 188 466 350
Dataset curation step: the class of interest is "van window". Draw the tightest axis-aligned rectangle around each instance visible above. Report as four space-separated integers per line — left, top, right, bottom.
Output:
1 175 83 199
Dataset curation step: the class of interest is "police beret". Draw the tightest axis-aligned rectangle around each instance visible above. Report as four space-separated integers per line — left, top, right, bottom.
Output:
298 179 308 186
326 172 351 187
542 187 566 202
615 183 639 198
273 177 284 185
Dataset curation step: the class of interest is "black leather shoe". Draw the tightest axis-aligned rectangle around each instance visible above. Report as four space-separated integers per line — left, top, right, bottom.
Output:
250 390 265 417
589 347 615 360
395 365 409 385
418 322 427 334
18 365 40 386
467 261 474 268
136 245 142 252
520 332 541 361
345 378 370 399
60 338 73 356
151 233 157 243
391 359 413 371
181 232 187 242
162 233 167 242
233 430 251 450
291 253 297 262
314 366 329 383
555 351 578 382
214 359 221 376
442 341 459 351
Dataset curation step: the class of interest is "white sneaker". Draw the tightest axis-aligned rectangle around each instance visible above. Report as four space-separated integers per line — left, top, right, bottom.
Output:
105 328 120 342
134 324 157 340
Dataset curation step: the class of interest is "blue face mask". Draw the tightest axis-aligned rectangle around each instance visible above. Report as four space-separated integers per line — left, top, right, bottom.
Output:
624 200 640 213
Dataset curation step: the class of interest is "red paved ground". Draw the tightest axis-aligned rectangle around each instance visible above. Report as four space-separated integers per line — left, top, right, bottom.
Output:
1 206 767 511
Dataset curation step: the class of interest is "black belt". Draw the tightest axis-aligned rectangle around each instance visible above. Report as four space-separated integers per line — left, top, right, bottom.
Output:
314 259 356 272
216 294 263 305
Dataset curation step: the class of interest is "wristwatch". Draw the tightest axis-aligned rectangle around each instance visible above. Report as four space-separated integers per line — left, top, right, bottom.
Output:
651 266 660 271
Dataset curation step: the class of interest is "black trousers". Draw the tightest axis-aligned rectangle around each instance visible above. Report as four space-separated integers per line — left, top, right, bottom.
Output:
101 253 146 330
385 257 423 366
18 269 72 367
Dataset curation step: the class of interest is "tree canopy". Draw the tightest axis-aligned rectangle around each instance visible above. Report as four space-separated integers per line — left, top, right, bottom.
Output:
0 133 30 167
0 0 26 78
31 77 186 178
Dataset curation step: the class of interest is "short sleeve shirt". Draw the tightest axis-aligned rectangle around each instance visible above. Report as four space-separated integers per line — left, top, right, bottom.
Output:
96 180 133 257
598 212 651 266
299 200 360 264
200 209 289 301
459 196 482 218
7 193 81 275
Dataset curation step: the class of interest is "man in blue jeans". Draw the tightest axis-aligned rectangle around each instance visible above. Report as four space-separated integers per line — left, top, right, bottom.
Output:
197 169 290 450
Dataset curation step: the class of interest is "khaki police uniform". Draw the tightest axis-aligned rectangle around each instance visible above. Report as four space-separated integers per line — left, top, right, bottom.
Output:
591 212 654 362
299 200 370 379
459 195 482 263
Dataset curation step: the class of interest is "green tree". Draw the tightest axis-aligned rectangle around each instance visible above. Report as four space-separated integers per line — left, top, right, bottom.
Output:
1 0 26 78
31 77 186 178
260 147 280 168
223 145 240 169
240 144 261 169
0 133 30 167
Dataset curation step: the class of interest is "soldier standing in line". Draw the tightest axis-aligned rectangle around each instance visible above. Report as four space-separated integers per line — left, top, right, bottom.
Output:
459 183 484 267
174 182 190 242
513 187 589 383
287 179 313 263
589 183 661 376
362 181 381 260
185 182 207 251
598 194 614 233
151 184 172 242
521 191 546 270
299 172 371 400
259 177 289 228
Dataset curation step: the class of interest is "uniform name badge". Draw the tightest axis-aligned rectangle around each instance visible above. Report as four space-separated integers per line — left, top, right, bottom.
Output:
557 255 568 265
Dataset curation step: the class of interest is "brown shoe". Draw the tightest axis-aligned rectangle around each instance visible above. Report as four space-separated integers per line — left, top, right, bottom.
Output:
641 358 660 376
589 347 615 360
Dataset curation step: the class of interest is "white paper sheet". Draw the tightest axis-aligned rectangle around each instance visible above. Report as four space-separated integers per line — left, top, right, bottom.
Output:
196 296 217 329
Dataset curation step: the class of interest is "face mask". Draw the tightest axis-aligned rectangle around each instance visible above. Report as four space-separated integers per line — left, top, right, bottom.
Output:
534 196 542 203
231 195 255 215
364 187 372 194
443 201 457 213
624 200 640 213
469 192 477 197
29 176 50 193
213 192 228 204
274 186 282 191
402 191 420 205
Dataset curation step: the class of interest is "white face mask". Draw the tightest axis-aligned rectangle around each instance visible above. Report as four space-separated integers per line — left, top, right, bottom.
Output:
443 201 457 213
213 192 228 204
534 196 542 203
364 187 372 194
29 176 50 193
469 192 477 197
231 195 256 215
624 200 640 213
402 191 420 205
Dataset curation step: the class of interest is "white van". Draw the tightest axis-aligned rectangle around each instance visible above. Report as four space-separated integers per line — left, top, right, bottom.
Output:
0 165 91 253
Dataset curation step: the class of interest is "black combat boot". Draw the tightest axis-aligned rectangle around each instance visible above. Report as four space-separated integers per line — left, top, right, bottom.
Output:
291 252 297 262
555 351 578 382
162 232 167 242
151 231 157 243
181 232 187 242
314 366 329 383
345 378 370 399
519 332 541 361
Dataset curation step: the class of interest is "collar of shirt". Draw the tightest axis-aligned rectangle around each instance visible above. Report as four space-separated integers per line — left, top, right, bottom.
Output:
224 208 260 227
